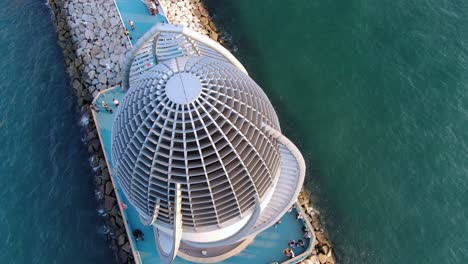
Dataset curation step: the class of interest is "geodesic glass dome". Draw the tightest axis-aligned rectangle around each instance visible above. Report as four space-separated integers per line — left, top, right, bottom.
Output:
112 55 282 228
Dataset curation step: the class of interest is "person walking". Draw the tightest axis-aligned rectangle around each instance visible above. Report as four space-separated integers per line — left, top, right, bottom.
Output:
101 100 113 113
150 1 157 15
113 98 120 107
133 229 144 241
124 28 133 41
296 212 303 221
274 220 281 228
297 239 305 248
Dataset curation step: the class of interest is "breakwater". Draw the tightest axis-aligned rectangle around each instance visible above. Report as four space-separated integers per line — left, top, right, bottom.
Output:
47 0 335 263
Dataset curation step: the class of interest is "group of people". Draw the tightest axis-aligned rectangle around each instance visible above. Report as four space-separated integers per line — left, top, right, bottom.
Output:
124 20 135 40
90 98 120 114
288 239 306 248
123 1 161 40
304 230 313 239
281 203 313 259
283 238 306 259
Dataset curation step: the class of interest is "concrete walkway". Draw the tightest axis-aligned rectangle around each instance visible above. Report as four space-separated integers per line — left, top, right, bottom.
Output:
114 0 168 45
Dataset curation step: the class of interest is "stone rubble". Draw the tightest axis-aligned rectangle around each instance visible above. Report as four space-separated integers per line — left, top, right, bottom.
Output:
159 0 224 44
48 0 133 263
297 189 337 264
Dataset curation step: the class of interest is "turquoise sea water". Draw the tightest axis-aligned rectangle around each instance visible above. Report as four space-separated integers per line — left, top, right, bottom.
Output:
0 1 112 263
205 0 468 263
2 0 468 263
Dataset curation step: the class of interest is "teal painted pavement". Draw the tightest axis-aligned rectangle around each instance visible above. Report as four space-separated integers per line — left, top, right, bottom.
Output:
114 0 168 45
94 87 313 264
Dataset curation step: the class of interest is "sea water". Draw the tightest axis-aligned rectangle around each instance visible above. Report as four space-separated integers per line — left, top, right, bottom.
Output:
0 1 113 263
2 0 468 263
205 0 468 263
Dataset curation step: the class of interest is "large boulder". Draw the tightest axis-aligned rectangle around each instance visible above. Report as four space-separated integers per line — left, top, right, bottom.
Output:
316 232 328 244
317 243 329 255
307 255 320 264
122 242 131 253
104 195 116 211
105 181 114 195
117 234 126 246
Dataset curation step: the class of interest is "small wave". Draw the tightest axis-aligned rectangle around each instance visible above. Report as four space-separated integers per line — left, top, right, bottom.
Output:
98 225 111 235
81 135 87 144
97 207 106 216
89 155 94 163
219 32 238 53
89 156 101 171
79 115 89 127
95 188 102 200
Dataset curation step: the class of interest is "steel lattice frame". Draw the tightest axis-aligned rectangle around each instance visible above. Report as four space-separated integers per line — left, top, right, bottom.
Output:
111 25 306 264
112 55 282 229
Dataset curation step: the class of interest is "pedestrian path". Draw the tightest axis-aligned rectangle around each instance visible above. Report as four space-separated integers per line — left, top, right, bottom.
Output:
114 0 168 45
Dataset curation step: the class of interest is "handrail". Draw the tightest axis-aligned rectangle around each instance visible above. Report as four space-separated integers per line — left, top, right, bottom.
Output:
112 0 132 45
281 204 317 264
91 86 142 264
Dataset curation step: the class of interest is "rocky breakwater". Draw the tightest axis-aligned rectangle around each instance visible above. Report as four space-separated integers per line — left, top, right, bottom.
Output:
159 0 222 43
298 189 336 264
48 0 133 263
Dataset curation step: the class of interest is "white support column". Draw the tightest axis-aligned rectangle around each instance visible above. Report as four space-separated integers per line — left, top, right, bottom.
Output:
155 183 182 264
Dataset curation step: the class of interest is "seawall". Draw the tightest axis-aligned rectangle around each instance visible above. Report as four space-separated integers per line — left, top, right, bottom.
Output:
47 0 335 263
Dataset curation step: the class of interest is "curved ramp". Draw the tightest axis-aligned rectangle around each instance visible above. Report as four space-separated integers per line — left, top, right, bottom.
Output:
251 124 306 235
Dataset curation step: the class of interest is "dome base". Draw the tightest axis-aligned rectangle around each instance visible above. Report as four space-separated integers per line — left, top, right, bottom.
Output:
177 236 255 263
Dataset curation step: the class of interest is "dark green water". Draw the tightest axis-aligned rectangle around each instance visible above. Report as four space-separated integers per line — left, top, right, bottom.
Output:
0 1 113 262
205 0 468 263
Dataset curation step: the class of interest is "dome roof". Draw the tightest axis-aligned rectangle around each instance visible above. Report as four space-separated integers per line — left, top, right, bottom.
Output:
112 55 282 230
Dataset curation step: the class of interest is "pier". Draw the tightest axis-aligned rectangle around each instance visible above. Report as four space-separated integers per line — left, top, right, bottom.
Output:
48 0 336 263
91 1 316 263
